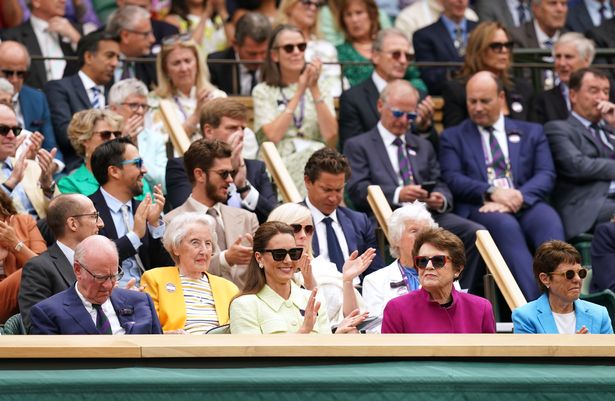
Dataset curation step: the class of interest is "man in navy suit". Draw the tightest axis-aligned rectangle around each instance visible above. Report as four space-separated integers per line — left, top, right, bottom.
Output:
566 0 613 34
166 98 277 222
0 41 61 159
440 71 565 300
302 148 384 278
44 31 120 172
344 80 484 292
413 0 478 96
30 235 162 335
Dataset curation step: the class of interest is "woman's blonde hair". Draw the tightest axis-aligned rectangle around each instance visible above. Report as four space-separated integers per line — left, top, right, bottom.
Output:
267 203 314 256
276 0 321 38
67 109 123 158
154 38 217 98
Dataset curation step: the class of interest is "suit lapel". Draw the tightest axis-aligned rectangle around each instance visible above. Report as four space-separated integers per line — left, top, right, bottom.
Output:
110 291 135 334
535 293 558 333
467 123 489 182
504 118 521 186
435 18 459 59
219 204 241 246
370 128 400 184
404 133 423 183
71 75 92 109
570 115 602 154
337 208 357 255
363 80 380 124
49 243 75 286
91 190 120 240
18 91 34 128
64 286 99 334
573 299 594 333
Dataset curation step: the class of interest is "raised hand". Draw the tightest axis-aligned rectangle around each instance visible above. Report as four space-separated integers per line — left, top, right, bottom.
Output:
133 194 151 239
37 148 57 191
0 218 20 249
298 288 321 334
224 234 253 265
342 248 376 282
147 185 165 227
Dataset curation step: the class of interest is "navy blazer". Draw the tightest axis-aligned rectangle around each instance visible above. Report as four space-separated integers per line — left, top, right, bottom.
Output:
165 157 278 223
529 86 569 125
89 189 173 270
44 74 107 171
30 285 162 334
565 2 596 34
18 85 62 160
344 126 452 214
338 77 380 150
512 292 613 334
439 118 556 218
413 17 478 96
207 47 242 95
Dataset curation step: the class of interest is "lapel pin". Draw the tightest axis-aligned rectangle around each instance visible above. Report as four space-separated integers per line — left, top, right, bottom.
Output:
166 283 176 293
511 101 523 113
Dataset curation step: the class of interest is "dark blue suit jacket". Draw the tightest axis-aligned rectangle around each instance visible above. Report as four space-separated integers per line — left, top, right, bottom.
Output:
44 74 103 171
19 85 63 161
439 118 556 218
30 285 162 334
413 17 478 96
165 156 278 223
344 126 452 214
565 2 595 34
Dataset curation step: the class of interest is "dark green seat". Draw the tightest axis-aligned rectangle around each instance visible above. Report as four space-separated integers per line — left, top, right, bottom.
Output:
1 313 25 335
570 233 594 268
580 290 615 332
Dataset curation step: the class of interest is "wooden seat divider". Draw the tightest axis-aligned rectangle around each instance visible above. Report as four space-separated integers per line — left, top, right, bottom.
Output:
367 185 393 242
475 230 527 310
159 98 191 155
261 141 302 203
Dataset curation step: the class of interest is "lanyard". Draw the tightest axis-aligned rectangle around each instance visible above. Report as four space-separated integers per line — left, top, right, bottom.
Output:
173 96 189 121
397 260 420 293
279 88 305 134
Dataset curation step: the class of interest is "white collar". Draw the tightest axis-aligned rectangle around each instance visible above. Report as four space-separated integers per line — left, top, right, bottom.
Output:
371 71 388 93
56 240 75 267
100 187 131 214
29 15 50 34
305 195 339 225
377 121 405 146
78 70 103 92
533 19 560 48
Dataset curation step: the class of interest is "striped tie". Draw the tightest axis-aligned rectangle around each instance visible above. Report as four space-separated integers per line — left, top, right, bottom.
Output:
91 87 101 109
92 304 112 334
393 137 414 185
486 126 507 178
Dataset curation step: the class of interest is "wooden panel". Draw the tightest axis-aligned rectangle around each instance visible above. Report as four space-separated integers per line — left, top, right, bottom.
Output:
159 99 191 155
0 336 141 358
367 185 393 241
476 230 527 310
261 141 302 203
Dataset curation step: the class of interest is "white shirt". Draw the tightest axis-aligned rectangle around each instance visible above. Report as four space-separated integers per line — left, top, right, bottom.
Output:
56 240 75 267
534 19 560 50
305 196 350 262
78 70 105 109
371 71 388 94
74 283 125 335
478 113 509 163
585 0 614 27
506 0 531 27
30 15 67 81
552 310 576 334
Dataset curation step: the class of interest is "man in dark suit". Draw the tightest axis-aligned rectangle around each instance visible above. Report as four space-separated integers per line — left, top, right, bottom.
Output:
344 80 484 292
474 0 532 29
586 16 615 78
90 137 172 288
0 41 61 159
413 0 478 96
207 12 271 96
510 0 568 48
115 0 179 46
440 71 565 300
545 68 615 239
166 98 277 222
0 0 82 89
106 5 157 89
566 0 613 34
19 194 104 332
530 32 595 124
30 235 162 335
44 31 120 172
302 148 383 278
338 28 436 151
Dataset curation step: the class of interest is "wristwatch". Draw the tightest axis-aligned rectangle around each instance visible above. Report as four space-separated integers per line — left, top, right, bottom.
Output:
237 182 251 194
14 241 24 253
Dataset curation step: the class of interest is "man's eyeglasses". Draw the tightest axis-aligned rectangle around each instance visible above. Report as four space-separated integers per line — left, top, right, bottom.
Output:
78 261 124 283
0 124 22 137
550 268 588 280
414 255 452 269
121 102 151 112
264 248 304 261
290 224 314 235
93 130 122 140
385 105 417 121
384 50 412 61
299 0 323 8
275 42 308 54
125 29 153 38
70 211 100 221
488 41 514 53
1 69 27 79
120 157 144 169
162 32 193 46
209 169 236 179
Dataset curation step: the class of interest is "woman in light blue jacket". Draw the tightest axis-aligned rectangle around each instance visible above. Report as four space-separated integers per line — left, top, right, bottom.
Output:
512 240 612 334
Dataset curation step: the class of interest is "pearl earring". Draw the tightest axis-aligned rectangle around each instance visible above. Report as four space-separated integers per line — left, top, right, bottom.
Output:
259 263 264 269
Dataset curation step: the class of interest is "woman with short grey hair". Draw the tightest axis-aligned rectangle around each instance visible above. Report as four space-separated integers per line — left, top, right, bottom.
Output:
142 212 239 334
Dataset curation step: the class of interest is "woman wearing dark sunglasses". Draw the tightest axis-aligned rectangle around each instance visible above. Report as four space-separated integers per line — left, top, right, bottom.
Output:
230 221 368 333
58 109 153 199
441 21 534 128
382 227 496 333
253 24 338 196
512 240 613 334
267 203 374 325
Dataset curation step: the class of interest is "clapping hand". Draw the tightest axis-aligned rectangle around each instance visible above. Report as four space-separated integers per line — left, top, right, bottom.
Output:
342 248 376 282
335 308 369 334
298 288 321 334
147 185 165 227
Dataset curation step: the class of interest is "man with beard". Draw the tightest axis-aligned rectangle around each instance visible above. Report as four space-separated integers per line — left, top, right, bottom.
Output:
89 137 172 288
164 139 259 289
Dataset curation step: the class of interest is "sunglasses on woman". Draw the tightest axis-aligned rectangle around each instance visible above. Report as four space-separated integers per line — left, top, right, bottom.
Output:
290 224 314 235
299 0 324 8
550 268 588 280
414 255 452 269
93 130 122 140
264 248 304 261
275 42 308 54
488 41 514 53
0 124 22 137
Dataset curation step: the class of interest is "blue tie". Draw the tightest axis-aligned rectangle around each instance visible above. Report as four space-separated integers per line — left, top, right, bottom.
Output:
322 216 345 273
91 87 101 109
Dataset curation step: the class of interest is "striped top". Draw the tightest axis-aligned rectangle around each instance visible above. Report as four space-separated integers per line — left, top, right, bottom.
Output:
180 274 219 334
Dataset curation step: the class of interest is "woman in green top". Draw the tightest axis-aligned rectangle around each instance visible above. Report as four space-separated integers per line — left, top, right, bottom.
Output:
57 109 152 199
335 0 425 90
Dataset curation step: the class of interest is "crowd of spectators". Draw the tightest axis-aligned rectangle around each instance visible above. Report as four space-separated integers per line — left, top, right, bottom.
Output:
1 0 615 336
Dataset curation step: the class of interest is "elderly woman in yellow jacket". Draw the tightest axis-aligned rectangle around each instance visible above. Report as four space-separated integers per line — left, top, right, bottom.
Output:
142 212 238 334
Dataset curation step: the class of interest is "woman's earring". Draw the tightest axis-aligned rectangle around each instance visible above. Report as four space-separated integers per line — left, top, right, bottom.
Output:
259 263 264 269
